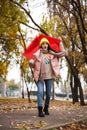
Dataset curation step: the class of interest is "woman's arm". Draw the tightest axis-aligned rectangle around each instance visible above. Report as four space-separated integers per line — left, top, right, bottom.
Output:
49 40 68 57
49 50 67 57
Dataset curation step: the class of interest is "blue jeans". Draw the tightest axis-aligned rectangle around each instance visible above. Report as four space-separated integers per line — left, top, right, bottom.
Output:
36 79 53 107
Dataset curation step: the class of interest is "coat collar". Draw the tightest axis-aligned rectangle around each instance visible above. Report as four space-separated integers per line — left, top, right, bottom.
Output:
33 49 41 61
33 49 54 61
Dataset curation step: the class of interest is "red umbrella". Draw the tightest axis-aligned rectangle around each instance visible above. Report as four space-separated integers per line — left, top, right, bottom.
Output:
23 34 62 59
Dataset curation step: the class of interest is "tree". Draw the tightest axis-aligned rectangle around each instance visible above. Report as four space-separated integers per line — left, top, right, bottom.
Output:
45 0 87 105
0 0 27 79
0 0 29 97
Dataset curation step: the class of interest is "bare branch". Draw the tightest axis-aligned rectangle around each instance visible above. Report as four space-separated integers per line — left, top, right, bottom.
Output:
10 0 48 35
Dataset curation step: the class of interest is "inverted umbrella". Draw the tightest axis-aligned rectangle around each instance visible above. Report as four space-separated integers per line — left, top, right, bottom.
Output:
23 34 62 60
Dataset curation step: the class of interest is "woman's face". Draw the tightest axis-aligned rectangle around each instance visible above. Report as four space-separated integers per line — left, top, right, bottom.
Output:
41 42 49 51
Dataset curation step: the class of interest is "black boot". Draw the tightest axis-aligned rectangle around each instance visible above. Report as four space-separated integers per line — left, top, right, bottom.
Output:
43 105 49 115
38 107 45 117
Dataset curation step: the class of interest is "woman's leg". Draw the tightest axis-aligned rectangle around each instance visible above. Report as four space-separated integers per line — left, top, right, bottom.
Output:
44 79 53 106
44 79 53 115
36 80 44 107
36 80 44 117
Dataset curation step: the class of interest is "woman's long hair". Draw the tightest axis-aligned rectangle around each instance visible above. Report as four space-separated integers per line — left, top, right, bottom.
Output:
48 44 58 53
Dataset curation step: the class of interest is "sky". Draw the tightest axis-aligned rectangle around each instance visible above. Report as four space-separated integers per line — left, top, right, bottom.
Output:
7 64 20 83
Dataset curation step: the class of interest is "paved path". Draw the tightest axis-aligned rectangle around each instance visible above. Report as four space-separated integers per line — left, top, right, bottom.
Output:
0 105 87 130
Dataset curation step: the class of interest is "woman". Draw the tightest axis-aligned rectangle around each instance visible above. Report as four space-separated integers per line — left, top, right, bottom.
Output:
29 37 67 117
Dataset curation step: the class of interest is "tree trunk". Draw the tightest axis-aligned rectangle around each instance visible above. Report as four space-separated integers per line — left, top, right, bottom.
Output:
74 77 79 102
2 82 6 97
25 81 31 103
70 74 75 104
66 56 85 105
73 86 78 102
21 79 24 99
76 78 85 106
22 88 24 99
26 87 31 103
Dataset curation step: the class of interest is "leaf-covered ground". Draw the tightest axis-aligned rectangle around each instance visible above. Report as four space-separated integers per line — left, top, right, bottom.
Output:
0 98 87 130
54 119 87 130
50 100 87 130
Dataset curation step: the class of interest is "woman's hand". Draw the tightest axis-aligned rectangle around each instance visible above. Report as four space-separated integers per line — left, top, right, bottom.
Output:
29 59 35 68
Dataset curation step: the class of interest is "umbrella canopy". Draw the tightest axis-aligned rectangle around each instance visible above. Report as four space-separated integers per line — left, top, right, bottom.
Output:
23 34 61 59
